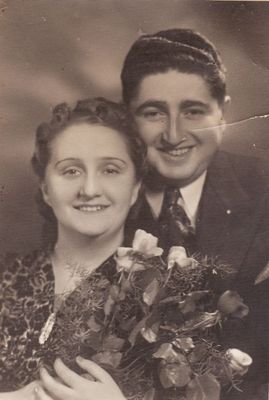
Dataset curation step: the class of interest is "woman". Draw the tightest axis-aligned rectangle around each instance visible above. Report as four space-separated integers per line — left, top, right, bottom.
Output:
0 97 146 399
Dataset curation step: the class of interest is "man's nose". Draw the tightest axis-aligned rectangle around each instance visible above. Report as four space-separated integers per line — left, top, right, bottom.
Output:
79 173 101 198
163 115 186 145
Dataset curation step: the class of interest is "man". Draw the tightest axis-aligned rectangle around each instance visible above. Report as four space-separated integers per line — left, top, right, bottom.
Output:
122 29 269 398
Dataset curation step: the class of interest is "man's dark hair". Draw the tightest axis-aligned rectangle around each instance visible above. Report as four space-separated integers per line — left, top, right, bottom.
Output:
121 28 226 105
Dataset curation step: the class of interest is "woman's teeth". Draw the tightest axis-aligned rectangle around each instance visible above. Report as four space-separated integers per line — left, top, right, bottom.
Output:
76 205 107 212
165 147 191 156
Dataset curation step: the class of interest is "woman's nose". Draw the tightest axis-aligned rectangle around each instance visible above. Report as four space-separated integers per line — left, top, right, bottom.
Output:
78 173 101 198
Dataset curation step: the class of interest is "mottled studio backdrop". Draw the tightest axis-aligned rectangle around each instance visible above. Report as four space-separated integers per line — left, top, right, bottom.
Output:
1 0 269 253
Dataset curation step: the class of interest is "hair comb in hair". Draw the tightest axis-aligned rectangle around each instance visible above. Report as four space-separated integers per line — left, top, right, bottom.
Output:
52 103 71 123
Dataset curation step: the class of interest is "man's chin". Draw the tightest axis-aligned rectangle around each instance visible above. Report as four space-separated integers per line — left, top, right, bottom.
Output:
144 165 195 189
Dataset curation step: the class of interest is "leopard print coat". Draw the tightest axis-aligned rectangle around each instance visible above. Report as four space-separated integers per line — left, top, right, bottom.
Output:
0 250 116 391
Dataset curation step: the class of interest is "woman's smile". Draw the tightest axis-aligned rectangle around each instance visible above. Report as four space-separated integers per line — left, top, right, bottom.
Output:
73 204 110 213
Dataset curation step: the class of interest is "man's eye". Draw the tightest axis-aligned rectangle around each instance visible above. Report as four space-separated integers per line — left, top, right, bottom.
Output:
184 108 205 118
142 110 165 121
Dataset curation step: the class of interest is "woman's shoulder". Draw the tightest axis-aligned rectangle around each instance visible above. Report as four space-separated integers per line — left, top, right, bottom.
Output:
0 249 52 284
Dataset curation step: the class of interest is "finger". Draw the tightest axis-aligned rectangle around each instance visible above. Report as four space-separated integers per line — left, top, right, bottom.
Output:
40 367 73 399
53 358 84 388
76 357 114 383
34 385 53 400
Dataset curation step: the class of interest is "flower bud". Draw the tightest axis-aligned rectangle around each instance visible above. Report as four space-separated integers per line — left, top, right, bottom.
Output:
217 290 249 318
167 246 196 269
114 247 133 272
226 348 252 376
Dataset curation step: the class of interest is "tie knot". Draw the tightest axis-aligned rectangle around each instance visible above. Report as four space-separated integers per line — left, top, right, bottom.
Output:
164 186 181 207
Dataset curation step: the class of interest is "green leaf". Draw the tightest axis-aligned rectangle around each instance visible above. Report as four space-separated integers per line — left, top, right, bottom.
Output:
128 316 148 347
188 343 208 363
87 316 102 332
82 331 102 351
120 316 137 331
104 285 120 316
143 278 159 306
173 337 194 353
120 275 131 292
143 388 156 400
159 363 192 388
104 294 115 316
141 323 159 343
178 291 209 315
182 311 221 332
91 350 122 368
186 374 221 400
109 284 120 300
153 343 187 364
103 334 125 351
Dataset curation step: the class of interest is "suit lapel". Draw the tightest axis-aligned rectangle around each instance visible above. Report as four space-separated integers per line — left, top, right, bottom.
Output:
196 152 254 270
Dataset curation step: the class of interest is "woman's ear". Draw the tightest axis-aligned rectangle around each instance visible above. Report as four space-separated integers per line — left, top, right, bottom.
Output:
40 181 51 207
130 181 141 207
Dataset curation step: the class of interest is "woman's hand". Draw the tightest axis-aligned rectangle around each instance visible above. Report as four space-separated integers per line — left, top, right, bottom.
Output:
0 380 40 400
36 357 126 400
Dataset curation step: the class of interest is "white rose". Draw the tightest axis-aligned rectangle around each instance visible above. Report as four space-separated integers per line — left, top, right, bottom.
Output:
226 348 252 375
167 246 196 269
132 229 163 257
114 247 133 273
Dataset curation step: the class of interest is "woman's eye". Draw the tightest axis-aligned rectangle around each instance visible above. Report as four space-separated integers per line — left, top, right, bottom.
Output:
103 167 120 175
63 168 81 177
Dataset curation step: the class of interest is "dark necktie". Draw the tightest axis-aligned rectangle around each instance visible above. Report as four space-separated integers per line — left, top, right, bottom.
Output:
158 186 195 252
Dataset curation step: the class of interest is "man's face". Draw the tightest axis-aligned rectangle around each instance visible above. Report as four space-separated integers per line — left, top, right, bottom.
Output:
129 69 228 186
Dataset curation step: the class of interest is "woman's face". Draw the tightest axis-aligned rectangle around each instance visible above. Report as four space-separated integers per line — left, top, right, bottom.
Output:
41 123 140 241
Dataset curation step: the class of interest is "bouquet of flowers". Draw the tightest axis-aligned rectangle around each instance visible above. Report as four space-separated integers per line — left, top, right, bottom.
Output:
44 230 252 400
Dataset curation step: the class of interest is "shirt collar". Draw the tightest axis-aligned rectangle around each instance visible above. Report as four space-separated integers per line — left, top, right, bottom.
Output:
180 170 207 224
145 170 207 224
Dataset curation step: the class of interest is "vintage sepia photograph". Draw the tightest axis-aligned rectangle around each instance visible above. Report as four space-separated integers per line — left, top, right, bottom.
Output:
1 1 269 399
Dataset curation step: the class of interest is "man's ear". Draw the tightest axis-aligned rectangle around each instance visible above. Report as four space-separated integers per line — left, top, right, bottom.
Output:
131 181 141 207
219 95 231 133
40 181 51 207
222 95 231 115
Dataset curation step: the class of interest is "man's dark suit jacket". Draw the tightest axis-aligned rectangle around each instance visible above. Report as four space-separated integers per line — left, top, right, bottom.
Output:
126 151 269 399
127 151 269 299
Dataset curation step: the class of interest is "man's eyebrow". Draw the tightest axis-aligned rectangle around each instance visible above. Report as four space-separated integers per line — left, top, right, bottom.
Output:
134 100 167 114
181 100 210 109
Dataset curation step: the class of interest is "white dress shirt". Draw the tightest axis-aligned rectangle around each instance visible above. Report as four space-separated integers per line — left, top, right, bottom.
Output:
145 171 207 229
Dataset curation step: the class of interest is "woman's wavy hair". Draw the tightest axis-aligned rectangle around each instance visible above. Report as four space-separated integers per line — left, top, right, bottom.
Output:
31 97 147 248
121 28 227 105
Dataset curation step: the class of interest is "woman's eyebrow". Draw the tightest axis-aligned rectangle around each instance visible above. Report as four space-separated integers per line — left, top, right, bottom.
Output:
134 100 167 114
55 157 128 167
100 157 127 165
55 158 79 167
